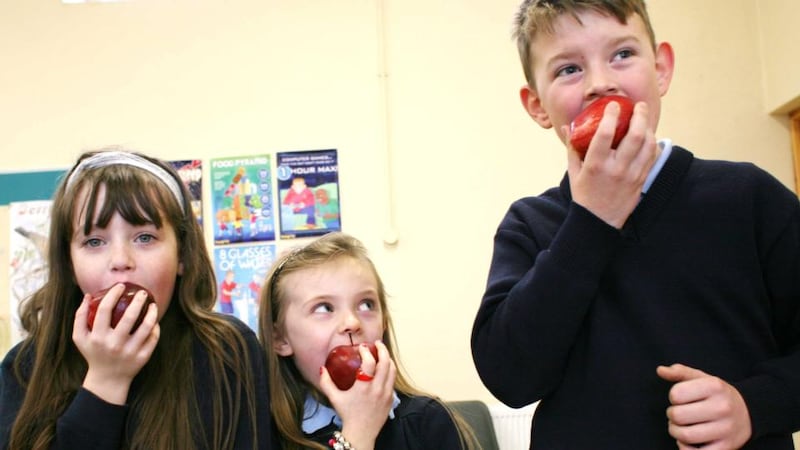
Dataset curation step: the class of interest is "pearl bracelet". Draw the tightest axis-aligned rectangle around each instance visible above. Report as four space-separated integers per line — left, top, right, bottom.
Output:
328 431 354 450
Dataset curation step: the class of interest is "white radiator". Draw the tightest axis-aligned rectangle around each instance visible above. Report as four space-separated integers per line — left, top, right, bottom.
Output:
487 402 537 450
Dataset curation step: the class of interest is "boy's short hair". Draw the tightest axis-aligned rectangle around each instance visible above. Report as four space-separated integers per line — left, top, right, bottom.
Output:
513 0 656 86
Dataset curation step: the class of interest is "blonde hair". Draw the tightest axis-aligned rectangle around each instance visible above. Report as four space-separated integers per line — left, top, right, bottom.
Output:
513 0 656 86
259 232 480 450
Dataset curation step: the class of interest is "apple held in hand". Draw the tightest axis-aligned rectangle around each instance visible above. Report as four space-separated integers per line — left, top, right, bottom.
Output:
325 342 379 390
87 282 156 332
569 95 634 159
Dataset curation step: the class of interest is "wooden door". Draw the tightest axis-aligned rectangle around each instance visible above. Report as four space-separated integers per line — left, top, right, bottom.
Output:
792 109 800 195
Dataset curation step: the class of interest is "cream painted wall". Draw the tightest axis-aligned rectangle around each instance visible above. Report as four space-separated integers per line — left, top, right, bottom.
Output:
0 0 797 414
647 0 793 180
756 0 800 114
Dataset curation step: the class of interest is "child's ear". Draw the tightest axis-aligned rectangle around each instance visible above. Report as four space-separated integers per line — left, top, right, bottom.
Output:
177 261 184 276
273 328 294 356
654 42 675 96
520 85 553 129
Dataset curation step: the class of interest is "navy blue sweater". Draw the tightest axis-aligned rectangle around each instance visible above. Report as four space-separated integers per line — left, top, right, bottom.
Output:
472 147 800 449
0 315 274 450
305 394 463 450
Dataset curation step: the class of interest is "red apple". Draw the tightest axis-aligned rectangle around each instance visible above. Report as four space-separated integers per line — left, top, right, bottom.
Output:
324 342 379 390
569 95 635 159
87 282 156 332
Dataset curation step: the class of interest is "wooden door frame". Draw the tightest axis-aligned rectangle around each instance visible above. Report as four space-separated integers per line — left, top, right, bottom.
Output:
792 109 800 195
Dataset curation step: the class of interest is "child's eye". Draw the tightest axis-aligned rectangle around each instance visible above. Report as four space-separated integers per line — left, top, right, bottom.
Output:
136 233 156 244
358 299 377 312
312 303 333 313
613 49 634 61
84 237 104 248
555 64 581 78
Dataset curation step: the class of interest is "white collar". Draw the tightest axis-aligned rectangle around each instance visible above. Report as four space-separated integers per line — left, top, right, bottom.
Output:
642 139 673 194
301 391 402 434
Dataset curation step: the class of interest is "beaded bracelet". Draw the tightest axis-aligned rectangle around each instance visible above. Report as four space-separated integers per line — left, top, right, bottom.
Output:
328 431 354 450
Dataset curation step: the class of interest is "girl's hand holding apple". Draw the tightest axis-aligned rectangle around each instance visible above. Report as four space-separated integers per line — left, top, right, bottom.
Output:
72 282 160 405
319 340 397 450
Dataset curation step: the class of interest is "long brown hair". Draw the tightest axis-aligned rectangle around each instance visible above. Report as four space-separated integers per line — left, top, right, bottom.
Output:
9 149 259 449
258 232 479 450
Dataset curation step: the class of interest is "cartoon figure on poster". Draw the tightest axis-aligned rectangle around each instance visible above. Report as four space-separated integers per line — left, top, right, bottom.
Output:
314 185 340 229
213 244 275 331
247 273 262 305
277 149 341 238
283 177 315 228
210 155 275 244
170 159 203 227
219 270 237 314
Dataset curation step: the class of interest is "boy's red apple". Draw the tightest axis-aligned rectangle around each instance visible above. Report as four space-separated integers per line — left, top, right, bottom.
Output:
324 342 379 390
86 282 156 332
569 95 634 159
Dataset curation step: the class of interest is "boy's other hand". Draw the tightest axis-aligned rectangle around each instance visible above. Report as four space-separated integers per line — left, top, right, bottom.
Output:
657 364 752 449
565 101 656 229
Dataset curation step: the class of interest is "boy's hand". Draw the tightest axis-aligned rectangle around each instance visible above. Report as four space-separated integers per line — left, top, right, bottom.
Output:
657 364 752 449
565 101 657 229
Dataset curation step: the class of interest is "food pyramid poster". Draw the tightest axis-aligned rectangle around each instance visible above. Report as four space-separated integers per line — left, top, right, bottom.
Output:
210 154 276 245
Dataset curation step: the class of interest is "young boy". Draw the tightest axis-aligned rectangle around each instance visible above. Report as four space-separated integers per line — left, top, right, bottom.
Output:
471 1 800 448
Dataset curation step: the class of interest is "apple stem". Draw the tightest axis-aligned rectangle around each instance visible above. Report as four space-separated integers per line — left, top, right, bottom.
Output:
348 333 353 346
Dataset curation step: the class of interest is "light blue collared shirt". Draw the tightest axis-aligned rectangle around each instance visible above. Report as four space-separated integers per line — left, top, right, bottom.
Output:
301 391 402 434
642 139 672 194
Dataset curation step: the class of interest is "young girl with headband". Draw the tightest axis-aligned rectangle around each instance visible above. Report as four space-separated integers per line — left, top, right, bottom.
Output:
0 149 273 449
259 232 479 450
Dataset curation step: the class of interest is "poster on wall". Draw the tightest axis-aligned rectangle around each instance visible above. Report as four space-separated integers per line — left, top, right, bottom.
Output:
210 154 275 245
0 169 65 206
276 149 341 239
8 200 52 345
170 159 203 227
212 243 276 332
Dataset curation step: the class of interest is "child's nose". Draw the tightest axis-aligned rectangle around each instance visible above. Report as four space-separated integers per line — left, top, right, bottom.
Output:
109 242 135 271
584 66 619 99
341 312 362 334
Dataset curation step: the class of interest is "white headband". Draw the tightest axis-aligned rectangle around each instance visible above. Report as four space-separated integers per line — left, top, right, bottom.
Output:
66 151 185 209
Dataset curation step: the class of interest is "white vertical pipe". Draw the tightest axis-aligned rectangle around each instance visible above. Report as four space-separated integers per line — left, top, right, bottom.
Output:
375 0 399 246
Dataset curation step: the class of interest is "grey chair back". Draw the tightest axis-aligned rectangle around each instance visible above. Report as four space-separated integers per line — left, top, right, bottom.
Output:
447 400 500 450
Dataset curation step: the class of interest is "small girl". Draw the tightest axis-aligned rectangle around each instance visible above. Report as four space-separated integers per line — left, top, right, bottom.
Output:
0 149 273 449
259 232 478 450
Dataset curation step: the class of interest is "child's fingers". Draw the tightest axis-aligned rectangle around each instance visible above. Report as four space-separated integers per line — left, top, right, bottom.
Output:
357 343 378 379
622 102 658 177
585 100 620 160
371 341 395 389
92 283 127 331
115 290 153 335
613 101 647 160
128 302 159 346
318 365 340 395
135 320 160 361
72 294 92 340
657 363 708 383
562 125 584 176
